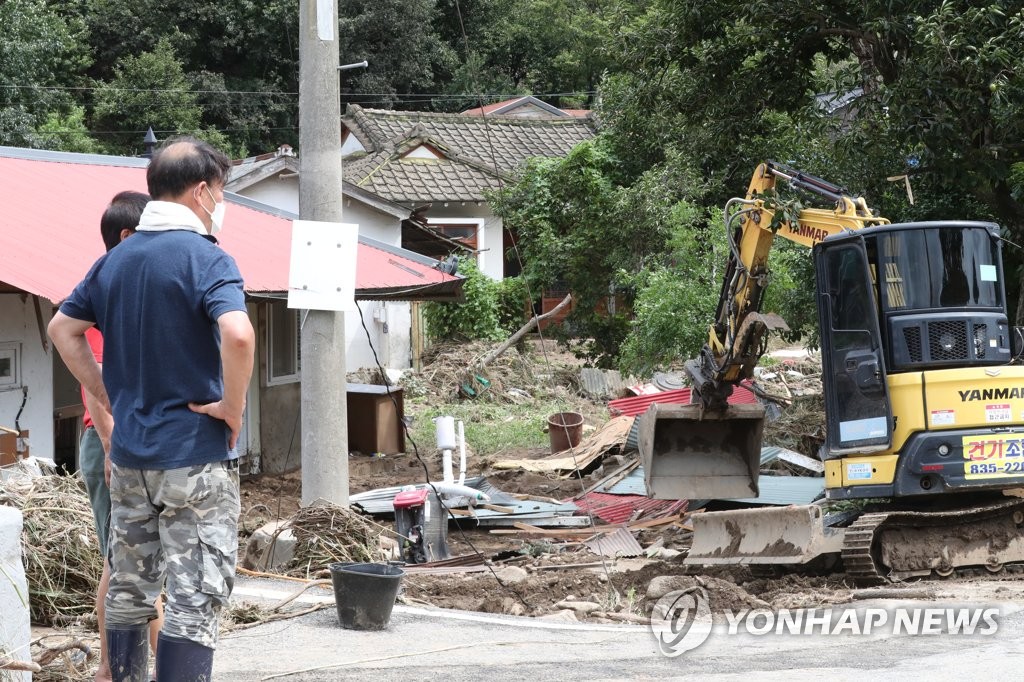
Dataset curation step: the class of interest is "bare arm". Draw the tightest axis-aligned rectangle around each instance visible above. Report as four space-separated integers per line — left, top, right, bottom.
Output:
83 363 114 484
49 312 109 413
189 310 255 450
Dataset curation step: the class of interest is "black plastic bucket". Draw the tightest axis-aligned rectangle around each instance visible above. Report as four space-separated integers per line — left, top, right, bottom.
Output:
329 562 405 631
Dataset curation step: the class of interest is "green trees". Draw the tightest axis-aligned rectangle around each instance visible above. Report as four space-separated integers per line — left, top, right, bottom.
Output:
492 0 1024 374
0 0 91 148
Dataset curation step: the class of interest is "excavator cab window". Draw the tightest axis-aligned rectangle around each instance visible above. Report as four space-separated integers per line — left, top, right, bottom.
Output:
816 240 893 456
877 228 1001 312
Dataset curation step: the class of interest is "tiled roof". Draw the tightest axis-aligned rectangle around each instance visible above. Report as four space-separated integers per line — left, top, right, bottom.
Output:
347 152 501 203
341 104 596 202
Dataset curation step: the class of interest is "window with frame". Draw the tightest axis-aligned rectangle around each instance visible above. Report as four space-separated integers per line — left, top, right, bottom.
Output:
267 301 299 385
0 344 18 388
426 218 483 258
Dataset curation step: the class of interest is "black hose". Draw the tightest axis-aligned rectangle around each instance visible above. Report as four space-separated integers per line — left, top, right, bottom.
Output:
14 386 27 434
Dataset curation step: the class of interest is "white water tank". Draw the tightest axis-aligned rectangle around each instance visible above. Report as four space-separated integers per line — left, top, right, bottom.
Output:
0 505 31 680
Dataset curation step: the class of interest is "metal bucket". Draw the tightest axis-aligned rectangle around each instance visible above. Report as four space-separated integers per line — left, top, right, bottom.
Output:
637 402 764 500
547 412 584 453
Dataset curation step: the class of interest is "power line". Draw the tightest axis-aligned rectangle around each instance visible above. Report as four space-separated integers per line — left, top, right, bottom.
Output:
0 83 596 99
35 126 301 136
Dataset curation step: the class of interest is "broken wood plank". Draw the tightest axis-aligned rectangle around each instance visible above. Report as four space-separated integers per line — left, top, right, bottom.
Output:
480 503 516 514
492 416 633 475
627 514 686 530
578 458 639 497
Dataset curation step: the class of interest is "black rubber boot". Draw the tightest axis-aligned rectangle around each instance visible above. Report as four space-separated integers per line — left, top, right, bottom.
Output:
155 633 214 682
107 625 150 682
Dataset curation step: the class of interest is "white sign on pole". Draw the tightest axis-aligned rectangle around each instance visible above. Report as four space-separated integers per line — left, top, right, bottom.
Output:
316 0 335 41
288 220 358 311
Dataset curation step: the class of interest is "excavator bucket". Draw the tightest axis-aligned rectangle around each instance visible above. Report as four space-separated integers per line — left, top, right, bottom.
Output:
637 402 764 500
686 505 844 565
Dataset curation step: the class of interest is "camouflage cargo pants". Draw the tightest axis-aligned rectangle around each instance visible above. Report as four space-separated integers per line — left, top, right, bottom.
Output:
106 460 240 649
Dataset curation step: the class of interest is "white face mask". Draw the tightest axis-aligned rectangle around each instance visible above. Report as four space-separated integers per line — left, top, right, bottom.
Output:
202 186 227 235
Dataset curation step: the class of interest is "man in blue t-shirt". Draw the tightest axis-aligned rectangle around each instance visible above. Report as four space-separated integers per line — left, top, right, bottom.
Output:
50 136 255 681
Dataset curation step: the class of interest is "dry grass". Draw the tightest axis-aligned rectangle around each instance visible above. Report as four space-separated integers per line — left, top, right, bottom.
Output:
0 472 101 626
286 503 395 578
404 339 578 403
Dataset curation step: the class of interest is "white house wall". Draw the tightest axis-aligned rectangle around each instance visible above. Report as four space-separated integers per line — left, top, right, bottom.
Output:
238 175 300 215
0 295 54 460
345 302 411 371
341 201 398 246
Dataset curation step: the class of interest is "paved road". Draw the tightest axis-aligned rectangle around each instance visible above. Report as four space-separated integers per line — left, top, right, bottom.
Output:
214 576 1024 681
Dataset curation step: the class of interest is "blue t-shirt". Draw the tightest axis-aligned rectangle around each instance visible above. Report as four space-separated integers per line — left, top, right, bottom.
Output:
60 230 247 469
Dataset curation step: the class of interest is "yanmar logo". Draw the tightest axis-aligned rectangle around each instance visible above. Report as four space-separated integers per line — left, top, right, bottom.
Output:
959 387 1024 402
786 223 831 243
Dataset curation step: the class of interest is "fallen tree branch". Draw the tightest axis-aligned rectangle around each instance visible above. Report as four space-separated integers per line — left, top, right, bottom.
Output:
474 293 572 371
270 579 333 611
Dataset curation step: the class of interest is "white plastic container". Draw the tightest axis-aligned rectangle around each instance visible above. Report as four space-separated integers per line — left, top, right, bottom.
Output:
0 505 31 680
433 416 458 451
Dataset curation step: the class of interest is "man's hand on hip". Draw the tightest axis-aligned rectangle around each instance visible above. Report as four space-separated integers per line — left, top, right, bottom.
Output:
189 400 244 449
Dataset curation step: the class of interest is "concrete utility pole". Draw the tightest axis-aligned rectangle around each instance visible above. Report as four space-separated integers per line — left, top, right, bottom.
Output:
298 0 348 507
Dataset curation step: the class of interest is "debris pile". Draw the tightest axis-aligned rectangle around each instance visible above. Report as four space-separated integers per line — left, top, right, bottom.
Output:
286 503 396 578
756 360 827 459
0 467 101 625
403 340 577 403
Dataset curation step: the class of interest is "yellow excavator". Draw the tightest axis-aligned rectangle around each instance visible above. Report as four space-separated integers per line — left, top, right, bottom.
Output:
638 161 1024 583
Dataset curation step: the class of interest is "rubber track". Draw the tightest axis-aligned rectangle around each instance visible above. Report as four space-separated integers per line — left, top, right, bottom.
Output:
841 500 1024 586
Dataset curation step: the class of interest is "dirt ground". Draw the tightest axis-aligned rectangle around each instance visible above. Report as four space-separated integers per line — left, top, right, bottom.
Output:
233 341 1024 623
237 452 1024 624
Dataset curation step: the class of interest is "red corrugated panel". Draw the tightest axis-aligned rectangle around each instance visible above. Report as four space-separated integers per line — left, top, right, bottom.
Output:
608 384 757 417
0 152 459 301
574 492 688 525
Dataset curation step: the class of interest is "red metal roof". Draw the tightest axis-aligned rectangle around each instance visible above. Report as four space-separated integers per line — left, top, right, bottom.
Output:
607 384 758 417
0 148 460 302
573 492 688 524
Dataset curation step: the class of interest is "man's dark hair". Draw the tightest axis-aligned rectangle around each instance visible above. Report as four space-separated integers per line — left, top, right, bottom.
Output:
100 191 150 252
146 136 231 200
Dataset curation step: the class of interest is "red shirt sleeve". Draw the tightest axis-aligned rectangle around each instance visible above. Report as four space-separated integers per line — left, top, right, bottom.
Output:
85 327 104 364
81 328 104 428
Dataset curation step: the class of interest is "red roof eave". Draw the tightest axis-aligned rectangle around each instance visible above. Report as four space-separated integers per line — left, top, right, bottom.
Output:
0 152 461 303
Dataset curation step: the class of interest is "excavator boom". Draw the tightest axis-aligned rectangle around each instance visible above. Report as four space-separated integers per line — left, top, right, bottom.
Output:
640 162 887 501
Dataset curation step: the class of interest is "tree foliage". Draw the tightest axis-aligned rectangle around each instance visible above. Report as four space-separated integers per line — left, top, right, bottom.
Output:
0 0 91 147
492 138 711 366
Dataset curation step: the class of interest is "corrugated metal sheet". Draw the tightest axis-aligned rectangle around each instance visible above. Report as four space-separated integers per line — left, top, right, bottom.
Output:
574 492 687 525
595 466 647 496
584 527 644 557
351 477 583 527
0 148 460 302
609 383 757 418
731 475 825 506
580 368 626 400
351 476 516 515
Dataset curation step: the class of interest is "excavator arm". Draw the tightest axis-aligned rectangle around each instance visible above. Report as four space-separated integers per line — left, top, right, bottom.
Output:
686 162 889 408
639 162 888 500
